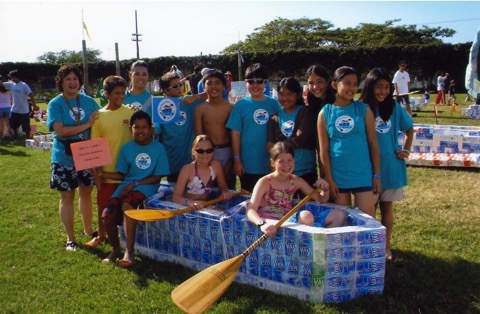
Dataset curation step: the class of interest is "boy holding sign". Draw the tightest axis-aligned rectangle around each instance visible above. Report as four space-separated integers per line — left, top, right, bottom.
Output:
84 76 134 249
96 111 170 265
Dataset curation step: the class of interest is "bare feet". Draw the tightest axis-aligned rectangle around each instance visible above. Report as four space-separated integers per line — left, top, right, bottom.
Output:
102 251 121 263
116 253 135 268
386 249 393 261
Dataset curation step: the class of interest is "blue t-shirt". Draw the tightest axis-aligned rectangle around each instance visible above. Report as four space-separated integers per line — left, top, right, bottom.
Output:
226 96 280 174
158 96 204 175
113 140 170 198
322 100 372 189
47 93 101 167
276 106 316 176
375 102 413 189
124 90 152 116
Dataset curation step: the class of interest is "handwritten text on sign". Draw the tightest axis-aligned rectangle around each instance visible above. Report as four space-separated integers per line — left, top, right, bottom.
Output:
71 138 112 171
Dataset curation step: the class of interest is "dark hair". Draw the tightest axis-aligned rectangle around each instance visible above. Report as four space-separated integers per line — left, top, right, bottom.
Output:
277 77 304 106
0 75 6 93
130 60 149 72
159 72 181 90
103 75 127 94
269 141 295 161
333 66 359 83
359 68 395 122
245 63 268 80
305 65 335 113
202 69 227 85
130 110 152 127
194 65 202 72
55 65 83 92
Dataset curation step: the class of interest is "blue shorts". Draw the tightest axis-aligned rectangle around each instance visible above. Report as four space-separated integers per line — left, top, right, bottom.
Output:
50 163 95 191
289 208 331 228
0 108 10 118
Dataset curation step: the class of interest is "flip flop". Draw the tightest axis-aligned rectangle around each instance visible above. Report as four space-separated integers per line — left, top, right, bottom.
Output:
116 259 135 268
83 236 103 249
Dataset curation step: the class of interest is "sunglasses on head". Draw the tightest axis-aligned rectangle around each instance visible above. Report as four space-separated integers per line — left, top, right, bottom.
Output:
245 79 266 85
166 82 184 90
195 148 214 154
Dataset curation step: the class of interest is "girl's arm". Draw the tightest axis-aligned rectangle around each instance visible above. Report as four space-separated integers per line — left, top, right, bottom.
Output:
365 107 381 194
396 126 414 160
317 111 338 198
296 176 330 203
172 165 192 206
246 177 277 237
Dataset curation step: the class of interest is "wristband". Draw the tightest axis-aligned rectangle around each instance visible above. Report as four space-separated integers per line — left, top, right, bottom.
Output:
134 181 140 186
373 174 381 179
233 154 240 159
402 149 410 154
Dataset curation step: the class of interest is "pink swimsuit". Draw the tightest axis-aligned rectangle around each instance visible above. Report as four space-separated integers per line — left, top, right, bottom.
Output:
258 176 297 219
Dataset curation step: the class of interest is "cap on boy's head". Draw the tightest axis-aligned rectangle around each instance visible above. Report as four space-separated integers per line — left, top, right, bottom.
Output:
201 68 213 76
8 69 19 78
225 71 232 76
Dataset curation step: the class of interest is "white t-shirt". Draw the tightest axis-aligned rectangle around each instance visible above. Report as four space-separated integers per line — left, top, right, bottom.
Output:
392 70 410 95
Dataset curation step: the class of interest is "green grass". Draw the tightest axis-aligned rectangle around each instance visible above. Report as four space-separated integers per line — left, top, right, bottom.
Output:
0 95 479 313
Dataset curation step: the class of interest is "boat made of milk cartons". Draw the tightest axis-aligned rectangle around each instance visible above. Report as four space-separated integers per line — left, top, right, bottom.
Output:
121 183 386 303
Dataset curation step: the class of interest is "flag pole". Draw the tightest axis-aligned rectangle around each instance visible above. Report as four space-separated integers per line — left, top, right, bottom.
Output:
81 10 90 95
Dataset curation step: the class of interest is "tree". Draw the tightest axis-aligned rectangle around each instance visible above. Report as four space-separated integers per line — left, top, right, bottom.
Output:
221 18 456 53
37 49 102 64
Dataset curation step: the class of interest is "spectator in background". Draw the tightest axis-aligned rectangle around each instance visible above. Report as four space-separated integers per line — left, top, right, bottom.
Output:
0 75 12 141
434 70 448 105
4 69 38 139
170 65 183 79
392 62 414 117
185 65 203 94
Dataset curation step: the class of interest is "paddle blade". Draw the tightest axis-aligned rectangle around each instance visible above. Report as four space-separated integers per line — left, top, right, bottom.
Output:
171 255 244 314
124 209 175 221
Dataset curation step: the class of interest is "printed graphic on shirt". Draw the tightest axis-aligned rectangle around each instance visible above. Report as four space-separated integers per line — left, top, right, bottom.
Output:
253 109 269 124
335 115 354 133
375 116 391 134
69 108 85 122
281 120 295 137
175 111 187 126
135 153 152 169
157 99 177 122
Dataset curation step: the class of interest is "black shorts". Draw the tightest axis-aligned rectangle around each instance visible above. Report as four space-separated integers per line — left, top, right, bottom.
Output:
9 112 31 133
50 163 95 191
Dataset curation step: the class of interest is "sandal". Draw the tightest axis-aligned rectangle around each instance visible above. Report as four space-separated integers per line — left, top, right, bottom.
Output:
65 241 79 252
116 259 135 268
84 236 103 249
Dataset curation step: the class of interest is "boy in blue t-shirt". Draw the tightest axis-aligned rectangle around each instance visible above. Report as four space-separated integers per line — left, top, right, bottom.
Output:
99 111 170 266
158 72 207 183
226 63 280 192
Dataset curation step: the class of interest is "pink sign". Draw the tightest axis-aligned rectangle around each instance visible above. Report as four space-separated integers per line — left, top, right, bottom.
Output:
71 138 112 171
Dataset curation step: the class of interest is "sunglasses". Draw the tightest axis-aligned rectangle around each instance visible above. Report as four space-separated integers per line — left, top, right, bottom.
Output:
166 82 184 90
195 148 214 154
245 79 267 85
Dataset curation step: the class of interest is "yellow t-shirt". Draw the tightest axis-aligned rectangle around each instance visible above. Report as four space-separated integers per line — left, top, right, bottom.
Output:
91 105 134 183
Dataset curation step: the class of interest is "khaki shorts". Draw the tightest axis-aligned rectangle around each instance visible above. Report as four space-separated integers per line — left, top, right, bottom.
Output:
375 188 404 203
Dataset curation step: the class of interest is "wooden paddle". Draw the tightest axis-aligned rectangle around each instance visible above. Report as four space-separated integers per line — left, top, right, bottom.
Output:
124 190 247 221
171 189 318 314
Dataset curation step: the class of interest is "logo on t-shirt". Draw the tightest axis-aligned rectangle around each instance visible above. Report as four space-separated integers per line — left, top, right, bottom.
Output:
157 99 177 122
69 108 85 122
135 153 152 169
281 120 295 137
175 111 187 126
375 116 391 134
335 115 354 133
253 109 269 124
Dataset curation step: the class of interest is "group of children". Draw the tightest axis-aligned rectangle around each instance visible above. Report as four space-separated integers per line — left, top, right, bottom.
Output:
70 60 412 265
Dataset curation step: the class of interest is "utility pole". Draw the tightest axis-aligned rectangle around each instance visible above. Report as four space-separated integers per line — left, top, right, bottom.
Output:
131 10 142 59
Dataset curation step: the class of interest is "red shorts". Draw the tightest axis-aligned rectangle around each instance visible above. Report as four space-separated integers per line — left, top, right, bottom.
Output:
102 190 146 225
96 183 119 209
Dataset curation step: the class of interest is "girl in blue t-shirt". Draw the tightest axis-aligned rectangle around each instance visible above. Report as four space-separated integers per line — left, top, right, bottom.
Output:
359 68 414 260
317 66 380 217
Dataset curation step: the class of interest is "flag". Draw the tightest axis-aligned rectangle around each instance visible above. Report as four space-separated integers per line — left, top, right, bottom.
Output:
83 21 92 42
95 79 108 107
152 97 181 124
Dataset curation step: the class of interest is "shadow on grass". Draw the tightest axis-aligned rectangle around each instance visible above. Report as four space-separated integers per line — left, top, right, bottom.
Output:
91 246 479 313
0 146 30 156
408 165 480 174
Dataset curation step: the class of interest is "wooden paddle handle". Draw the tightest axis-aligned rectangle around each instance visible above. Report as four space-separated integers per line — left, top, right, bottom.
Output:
240 189 317 258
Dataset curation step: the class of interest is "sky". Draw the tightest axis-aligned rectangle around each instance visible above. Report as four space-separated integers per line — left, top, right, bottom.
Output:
1 0 480 63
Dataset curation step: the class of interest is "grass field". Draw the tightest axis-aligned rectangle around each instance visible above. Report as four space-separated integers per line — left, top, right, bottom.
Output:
0 95 479 313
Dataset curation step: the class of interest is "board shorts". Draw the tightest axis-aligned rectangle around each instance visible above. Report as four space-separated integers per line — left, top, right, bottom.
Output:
50 163 95 191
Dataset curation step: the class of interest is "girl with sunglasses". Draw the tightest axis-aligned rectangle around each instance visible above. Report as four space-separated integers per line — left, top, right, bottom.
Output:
172 134 232 208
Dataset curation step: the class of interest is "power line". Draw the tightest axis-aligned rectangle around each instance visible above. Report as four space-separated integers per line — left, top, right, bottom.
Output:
410 17 480 26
